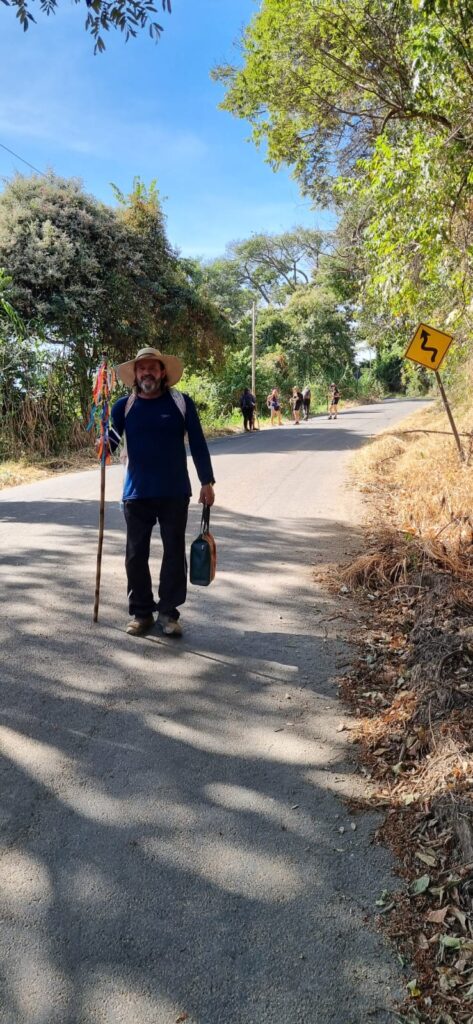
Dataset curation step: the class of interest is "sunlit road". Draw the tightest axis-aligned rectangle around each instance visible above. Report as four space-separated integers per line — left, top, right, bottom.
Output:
0 400 427 1024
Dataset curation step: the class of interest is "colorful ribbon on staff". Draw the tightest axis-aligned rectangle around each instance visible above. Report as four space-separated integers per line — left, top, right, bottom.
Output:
87 356 116 464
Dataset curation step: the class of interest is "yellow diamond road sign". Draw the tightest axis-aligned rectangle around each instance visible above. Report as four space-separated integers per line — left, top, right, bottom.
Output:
405 323 453 371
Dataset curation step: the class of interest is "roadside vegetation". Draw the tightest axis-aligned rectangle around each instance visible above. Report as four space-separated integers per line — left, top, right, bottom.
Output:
0 171 392 486
337 383 473 1024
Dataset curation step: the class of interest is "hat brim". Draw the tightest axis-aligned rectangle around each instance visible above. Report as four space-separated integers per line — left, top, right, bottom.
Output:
116 351 183 388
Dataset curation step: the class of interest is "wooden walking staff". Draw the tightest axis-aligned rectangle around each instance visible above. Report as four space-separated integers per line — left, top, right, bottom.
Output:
88 354 116 621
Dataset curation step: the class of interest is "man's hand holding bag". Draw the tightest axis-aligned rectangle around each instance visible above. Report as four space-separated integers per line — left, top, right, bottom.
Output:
189 505 216 586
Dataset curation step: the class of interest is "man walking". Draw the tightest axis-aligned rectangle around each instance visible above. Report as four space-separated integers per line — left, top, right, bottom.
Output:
239 387 256 431
110 347 215 637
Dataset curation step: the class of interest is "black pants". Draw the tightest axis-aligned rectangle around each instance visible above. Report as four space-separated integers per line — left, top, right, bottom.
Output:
242 409 254 430
303 398 310 419
124 498 189 620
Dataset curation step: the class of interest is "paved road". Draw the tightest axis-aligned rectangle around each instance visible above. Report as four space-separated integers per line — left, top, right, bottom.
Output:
0 400 427 1024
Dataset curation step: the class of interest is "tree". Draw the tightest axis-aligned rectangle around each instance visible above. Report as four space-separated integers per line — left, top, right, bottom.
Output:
3 0 171 52
0 173 230 414
215 0 473 372
215 0 473 203
112 178 232 371
226 228 329 304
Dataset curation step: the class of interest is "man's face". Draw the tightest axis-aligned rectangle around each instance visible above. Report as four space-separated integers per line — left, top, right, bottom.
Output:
135 358 165 395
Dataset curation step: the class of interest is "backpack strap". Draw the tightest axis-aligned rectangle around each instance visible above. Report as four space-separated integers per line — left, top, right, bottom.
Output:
121 388 187 464
169 388 187 421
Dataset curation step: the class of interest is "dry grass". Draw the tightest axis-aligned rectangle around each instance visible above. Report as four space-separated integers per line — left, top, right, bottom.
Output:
0 449 98 490
338 387 473 1022
352 402 473 551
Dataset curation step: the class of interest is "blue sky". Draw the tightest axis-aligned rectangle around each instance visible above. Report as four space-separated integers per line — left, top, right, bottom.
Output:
0 0 333 259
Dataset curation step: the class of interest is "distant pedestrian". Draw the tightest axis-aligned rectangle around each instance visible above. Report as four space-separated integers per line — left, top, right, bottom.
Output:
302 385 311 420
291 387 303 425
239 387 256 431
267 388 282 426
328 383 340 420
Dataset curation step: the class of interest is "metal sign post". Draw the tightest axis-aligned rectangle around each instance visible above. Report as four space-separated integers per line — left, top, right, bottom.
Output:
405 322 464 462
434 371 464 461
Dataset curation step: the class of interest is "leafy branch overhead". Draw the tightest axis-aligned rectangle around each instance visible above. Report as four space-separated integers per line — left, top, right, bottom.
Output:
215 0 473 359
1 0 171 50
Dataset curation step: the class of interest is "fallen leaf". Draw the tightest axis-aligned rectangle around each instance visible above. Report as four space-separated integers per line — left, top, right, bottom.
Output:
415 850 437 868
175 1015 189 1023
450 906 467 932
426 906 449 925
439 935 462 950
407 979 421 997
409 874 430 896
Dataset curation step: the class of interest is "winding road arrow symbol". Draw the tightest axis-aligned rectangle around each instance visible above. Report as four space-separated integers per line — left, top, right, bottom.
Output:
420 328 438 364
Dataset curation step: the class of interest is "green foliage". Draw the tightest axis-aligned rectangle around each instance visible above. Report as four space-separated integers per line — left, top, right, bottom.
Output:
0 282 83 458
356 367 386 400
4 0 171 52
216 0 473 391
180 370 222 424
0 173 230 418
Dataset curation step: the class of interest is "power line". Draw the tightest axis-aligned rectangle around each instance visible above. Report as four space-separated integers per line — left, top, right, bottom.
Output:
0 141 47 178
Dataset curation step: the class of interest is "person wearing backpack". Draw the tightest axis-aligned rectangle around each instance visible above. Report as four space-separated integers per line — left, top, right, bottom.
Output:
239 387 256 431
109 347 215 637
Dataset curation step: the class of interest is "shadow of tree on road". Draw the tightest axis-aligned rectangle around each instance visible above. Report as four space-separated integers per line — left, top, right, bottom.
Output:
0 503 402 1024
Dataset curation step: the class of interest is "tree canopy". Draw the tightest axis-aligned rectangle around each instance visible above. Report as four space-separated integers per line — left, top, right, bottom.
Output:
0 173 230 413
215 0 473 378
3 0 171 51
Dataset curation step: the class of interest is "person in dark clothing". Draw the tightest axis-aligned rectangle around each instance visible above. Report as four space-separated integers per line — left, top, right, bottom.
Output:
328 382 340 420
302 385 311 420
239 387 256 431
110 347 215 637
291 387 303 424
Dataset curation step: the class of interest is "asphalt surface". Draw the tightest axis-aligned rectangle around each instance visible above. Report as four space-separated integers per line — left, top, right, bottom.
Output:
0 399 428 1024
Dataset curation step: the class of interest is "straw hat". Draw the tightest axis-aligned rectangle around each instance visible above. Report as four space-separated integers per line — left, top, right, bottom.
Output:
116 347 184 388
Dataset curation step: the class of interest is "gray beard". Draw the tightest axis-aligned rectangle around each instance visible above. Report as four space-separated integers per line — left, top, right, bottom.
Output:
137 378 162 395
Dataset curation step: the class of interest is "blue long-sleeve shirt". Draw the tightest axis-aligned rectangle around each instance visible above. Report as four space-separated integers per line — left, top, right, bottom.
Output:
110 390 215 501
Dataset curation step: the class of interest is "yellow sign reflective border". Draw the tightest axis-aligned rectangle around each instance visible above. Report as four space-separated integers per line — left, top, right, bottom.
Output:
405 323 453 371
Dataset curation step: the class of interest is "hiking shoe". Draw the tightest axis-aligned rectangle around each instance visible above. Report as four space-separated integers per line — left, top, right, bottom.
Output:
158 614 183 637
126 615 155 636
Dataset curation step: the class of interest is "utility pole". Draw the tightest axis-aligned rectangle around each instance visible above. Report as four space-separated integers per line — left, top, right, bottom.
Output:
251 300 256 395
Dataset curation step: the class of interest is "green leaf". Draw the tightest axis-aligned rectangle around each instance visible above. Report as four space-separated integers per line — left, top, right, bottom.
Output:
409 874 430 895
439 935 462 950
